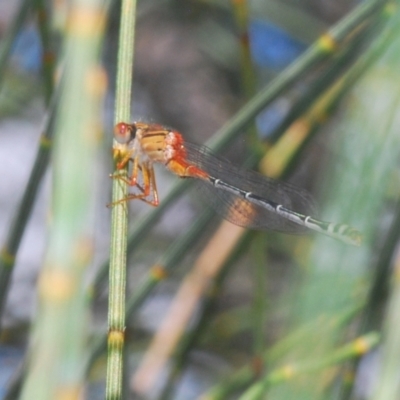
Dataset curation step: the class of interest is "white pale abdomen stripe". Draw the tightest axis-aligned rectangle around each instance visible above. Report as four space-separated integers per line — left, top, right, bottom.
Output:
208 176 361 246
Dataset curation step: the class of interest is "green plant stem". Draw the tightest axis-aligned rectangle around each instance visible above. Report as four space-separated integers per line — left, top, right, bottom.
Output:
92 179 192 291
371 255 400 399
202 304 364 399
238 332 379 400
106 0 137 398
19 0 106 397
231 0 256 99
251 233 268 361
88 207 215 368
0 93 57 324
34 0 55 105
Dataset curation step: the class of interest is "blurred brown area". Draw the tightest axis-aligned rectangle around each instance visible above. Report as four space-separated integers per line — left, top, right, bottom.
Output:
134 5 236 143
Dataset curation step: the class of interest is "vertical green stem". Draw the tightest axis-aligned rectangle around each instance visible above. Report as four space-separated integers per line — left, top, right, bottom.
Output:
251 233 267 361
19 0 107 398
0 96 56 323
106 0 137 399
230 0 260 149
35 0 55 105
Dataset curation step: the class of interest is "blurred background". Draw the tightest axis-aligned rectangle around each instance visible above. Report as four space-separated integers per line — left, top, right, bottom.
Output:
0 0 399 399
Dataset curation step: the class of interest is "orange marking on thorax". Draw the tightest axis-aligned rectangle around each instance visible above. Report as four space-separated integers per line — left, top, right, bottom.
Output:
165 130 208 179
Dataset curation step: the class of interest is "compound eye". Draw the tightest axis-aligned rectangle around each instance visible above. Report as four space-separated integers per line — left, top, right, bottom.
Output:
114 122 136 144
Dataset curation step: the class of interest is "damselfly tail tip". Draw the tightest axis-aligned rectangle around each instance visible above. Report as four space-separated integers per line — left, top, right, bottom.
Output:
344 228 363 246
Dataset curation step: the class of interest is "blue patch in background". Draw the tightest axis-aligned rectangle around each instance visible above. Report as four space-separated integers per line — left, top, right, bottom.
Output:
249 20 306 70
11 25 43 73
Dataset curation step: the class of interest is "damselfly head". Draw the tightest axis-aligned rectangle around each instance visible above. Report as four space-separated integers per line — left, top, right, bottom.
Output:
114 122 136 144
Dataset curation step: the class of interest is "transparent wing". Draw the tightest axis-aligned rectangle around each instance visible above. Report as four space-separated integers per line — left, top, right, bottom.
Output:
184 142 318 234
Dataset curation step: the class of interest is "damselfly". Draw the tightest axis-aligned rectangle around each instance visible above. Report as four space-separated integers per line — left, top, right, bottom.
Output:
111 122 362 246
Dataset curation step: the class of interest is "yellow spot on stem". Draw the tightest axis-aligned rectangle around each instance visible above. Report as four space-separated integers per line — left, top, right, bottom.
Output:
383 1 396 17
43 50 55 66
0 247 15 266
354 337 369 355
66 6 106 37
40 134 52 149
108 329 125 346
85 66 108 97
38 269 75 302
55 386 82 400
150 264 168 281
282 364 295 379
318 34 337 53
